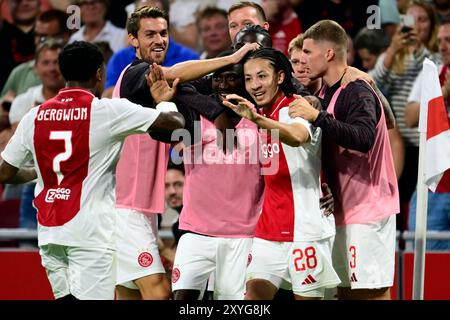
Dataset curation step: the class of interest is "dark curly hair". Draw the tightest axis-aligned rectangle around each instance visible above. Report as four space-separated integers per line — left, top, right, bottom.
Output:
59 41 104 82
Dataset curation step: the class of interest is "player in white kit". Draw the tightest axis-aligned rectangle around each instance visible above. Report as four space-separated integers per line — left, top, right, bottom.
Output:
0 41 184 300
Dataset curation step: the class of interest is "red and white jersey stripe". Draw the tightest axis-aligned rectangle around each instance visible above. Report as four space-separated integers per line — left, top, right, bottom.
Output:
1 87 161 249
255 95 335 242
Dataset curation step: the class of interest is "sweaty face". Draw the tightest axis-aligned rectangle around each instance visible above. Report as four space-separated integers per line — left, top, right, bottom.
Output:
35 48 65 92
134 17 169 65
300 38 328 81
438 24 450 67
244 58 283 109
165 169 184 209
212 65 242 101
228 7 268 42
290 49 312 87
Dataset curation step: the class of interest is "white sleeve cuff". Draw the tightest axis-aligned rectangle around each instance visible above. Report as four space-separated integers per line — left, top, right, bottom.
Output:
156 101 178 112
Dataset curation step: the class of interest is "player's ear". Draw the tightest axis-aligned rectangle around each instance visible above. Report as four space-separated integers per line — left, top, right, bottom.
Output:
96 67 103 81
129 34 139 50
277 70 285 85
325 48 335 62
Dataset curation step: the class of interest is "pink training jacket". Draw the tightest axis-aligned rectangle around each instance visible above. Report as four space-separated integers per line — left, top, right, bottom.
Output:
179 114 264 237
113 65 169 214
320 82 399 226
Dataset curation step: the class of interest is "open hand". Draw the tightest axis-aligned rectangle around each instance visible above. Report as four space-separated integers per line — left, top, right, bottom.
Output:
231 42 260 63
319 183 334 216
146 63 180 103
222 94 258 121
288 94 319 122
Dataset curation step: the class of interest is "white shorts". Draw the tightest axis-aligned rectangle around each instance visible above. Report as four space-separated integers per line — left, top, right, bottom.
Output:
332 215 396 289
39 244 116 300
172 233 253 300
247 237 340 298
116 208 165 289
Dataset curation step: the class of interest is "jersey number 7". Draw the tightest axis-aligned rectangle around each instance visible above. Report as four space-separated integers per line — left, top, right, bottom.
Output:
50 131 73 185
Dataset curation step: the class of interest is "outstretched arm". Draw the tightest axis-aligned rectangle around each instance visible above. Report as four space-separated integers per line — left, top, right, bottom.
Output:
162 43 259 83
0 160 36 184
223 94 310 147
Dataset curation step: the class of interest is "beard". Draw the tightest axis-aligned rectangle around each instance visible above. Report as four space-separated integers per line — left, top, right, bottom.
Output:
139 47 167 65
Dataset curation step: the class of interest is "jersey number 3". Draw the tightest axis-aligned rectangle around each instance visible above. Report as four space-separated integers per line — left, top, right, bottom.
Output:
50 131 72 185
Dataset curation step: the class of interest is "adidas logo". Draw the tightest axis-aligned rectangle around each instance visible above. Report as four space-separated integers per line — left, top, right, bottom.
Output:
350 272 358 282
301 274 317 285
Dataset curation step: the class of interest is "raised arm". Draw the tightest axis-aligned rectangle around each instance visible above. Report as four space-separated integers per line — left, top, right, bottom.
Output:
223 94 310 147
162 43 259 83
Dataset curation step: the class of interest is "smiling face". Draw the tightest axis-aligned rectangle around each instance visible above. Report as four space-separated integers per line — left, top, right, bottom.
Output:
35 48 65 92
199 13 231 57
165 169 184 209
131 17 168 65
244 58 284 109
212 64 242 101
10 0 40 25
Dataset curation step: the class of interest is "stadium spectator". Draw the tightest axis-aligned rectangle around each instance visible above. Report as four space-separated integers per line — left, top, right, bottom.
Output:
404 20 450 250
0 0 40 91
370 0 440 232
354 28 390 72
69 0 126 53
379 0 401 39
261 0 302 55
1 9 71 99
197 7 232 59
223 47 339 300
289 20 399 300
433 0 450 24
0 40 184 300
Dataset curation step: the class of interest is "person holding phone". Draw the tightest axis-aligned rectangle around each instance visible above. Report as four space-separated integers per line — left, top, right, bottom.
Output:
369 0 441 233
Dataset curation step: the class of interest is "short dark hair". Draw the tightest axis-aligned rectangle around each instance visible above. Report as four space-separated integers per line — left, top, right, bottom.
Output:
302 20 348 60
127 6 169 37
197 6 228 29
37 9 70 35
59 41 104 82
245 48 296 97
167 160 184 175
353 27 389 55
233 24 272 48
228 1 267 22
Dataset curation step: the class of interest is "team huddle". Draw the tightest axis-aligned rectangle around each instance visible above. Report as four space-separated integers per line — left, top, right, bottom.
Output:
0 2 399 301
